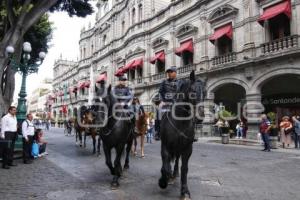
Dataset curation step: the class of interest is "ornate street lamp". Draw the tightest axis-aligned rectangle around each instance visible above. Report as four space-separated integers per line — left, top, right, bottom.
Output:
6 42 45 149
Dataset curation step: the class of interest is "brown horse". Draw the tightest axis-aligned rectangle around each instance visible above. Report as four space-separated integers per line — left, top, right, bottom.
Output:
132 112 149 157
74 109 101 155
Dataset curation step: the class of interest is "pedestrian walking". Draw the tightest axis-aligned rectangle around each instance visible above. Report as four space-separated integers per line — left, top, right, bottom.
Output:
22 113 35 164
146 114 154 144
236 121 244 139
0 106 18 169
279 116 293 148
292 116 300 149
259 114 271 152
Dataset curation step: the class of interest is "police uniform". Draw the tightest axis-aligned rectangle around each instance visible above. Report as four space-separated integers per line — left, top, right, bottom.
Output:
113 74 133 104
158 66 182 104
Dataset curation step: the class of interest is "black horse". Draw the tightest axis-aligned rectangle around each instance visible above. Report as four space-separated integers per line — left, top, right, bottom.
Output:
158 70 203 200
96 85 135 189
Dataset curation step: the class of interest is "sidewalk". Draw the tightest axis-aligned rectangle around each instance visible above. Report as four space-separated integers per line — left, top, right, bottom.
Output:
196 136 300 155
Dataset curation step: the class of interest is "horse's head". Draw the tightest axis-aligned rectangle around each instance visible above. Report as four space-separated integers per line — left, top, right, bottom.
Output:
176 70 203 106
83 107 97 125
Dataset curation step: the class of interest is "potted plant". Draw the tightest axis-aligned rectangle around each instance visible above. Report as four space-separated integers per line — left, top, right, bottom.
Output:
218 109 233 144
267 112 278 149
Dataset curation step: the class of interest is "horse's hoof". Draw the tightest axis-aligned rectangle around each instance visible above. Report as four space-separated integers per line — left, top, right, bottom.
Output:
172 173 179 178
180 195 191 200
158 177 168 189
110 182 120 190
168 178 175 185
124 165 129 170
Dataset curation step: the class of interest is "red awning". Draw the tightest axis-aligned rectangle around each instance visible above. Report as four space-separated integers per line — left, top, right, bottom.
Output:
258 0 291 25
209 24 233 44
84 80 91 88
96 73 107 83
175 39 194 56
150 51 165 64
123 60 135 72
132 58 143 69
78 82 85 89
115 67 124 77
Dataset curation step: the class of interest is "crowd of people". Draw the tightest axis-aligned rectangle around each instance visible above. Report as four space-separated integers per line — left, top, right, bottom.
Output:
259 114 300 152
0 106 48 169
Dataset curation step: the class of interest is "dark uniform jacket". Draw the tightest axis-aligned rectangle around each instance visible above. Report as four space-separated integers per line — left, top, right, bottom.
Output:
112 84 133 103
158 78 181 103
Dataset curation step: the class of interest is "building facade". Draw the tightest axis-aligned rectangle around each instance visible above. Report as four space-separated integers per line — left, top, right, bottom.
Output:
52 0 300 138
27 78 53 119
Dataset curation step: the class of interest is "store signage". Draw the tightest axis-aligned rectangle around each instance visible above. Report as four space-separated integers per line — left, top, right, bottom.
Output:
262 95 300 105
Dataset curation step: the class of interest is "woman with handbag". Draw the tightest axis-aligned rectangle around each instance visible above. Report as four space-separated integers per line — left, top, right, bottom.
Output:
279 116 293 148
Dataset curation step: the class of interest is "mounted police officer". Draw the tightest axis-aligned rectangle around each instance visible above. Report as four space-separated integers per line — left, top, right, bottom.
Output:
158 66 182 108
112 74 133 106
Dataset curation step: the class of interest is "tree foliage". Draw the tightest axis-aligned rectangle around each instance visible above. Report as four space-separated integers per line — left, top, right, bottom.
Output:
0 0 94 114
23 14 53 64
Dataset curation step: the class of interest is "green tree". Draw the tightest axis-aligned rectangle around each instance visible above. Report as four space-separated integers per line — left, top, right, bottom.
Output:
0 0 94 115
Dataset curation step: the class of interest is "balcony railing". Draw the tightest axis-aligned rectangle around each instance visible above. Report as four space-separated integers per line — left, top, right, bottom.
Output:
151 72 165 81
212 52 237 66
261 35 298 54
137 77 143 84
177 64 194 74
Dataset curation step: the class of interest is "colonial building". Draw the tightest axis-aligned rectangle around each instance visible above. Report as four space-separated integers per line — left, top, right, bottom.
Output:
52 0 300 138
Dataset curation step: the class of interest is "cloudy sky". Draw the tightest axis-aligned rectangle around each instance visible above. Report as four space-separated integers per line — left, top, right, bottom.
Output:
13 6 96 103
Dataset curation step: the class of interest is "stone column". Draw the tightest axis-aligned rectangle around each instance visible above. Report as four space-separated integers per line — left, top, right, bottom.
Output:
245 92 264 139
201 93 216 137
243 0 256 58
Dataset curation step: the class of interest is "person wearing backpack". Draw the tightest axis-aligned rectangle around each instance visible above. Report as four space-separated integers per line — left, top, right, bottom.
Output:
22 113 35 164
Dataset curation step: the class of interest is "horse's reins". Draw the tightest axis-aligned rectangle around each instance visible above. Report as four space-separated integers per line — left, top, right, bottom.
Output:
95 110 133 137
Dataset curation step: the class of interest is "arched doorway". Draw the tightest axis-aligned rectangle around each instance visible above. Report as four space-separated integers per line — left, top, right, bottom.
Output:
261 74 300 124
214 83 246 116
213 83 246 136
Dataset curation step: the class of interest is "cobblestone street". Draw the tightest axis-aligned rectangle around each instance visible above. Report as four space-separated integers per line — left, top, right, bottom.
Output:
1 128 300 200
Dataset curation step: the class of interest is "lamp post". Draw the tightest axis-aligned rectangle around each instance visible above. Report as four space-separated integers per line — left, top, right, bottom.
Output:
6 42 45 150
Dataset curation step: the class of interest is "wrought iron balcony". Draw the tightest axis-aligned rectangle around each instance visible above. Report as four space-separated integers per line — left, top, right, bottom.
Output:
177 64 194 74
212 52 237 66
261 35 298 54
151 72 165 81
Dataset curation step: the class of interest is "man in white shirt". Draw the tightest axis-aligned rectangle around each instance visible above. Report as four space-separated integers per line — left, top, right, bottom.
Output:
22 113 35 164
0 106 18 169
